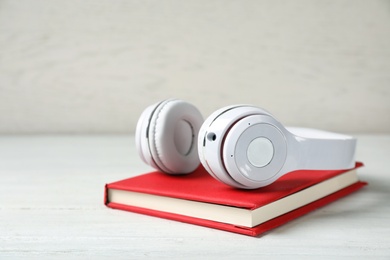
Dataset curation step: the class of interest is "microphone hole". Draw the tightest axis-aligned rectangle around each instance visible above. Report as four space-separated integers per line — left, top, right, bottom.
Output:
207 132 217 142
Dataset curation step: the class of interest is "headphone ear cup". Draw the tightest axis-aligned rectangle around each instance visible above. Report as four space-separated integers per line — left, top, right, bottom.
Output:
198 105 288 189
136 99 203 174
199 104 356 189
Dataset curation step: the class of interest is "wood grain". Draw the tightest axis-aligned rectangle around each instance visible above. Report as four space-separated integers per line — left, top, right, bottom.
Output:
0 135 389 258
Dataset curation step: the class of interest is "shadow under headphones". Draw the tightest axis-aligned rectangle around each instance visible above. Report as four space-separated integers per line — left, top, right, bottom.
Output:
136 99 356 189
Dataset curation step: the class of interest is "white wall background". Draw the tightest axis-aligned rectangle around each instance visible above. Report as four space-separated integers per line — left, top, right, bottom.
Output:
0 0 389 134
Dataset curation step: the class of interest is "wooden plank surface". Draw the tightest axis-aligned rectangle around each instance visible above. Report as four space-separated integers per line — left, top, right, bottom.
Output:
0 135 389 259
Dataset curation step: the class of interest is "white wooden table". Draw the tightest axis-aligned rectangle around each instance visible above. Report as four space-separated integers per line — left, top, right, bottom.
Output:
1 135 389 259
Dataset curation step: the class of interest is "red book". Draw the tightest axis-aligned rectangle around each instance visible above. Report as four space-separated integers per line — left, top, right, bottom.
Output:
105 162 366 237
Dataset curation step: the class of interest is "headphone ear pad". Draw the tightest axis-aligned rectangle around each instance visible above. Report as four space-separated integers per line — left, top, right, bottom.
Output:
135 104 159 170
136 99 203 174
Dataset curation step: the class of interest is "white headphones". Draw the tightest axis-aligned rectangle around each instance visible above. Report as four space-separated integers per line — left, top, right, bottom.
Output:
136 99 356 189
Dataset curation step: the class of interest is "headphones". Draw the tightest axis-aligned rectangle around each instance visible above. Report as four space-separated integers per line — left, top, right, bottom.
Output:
136 99 356 189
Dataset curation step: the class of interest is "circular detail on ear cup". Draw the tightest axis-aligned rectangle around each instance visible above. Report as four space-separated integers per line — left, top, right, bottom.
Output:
246 137 274 168
223 115 287 188
136 99 203 174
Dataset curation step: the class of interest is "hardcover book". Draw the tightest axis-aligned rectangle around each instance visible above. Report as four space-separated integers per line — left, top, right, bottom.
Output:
105 162 366 236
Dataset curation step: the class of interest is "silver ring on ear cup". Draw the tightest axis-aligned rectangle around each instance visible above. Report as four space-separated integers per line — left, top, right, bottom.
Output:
136 99 203 174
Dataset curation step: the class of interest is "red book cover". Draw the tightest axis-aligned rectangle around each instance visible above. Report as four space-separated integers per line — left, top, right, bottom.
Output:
105 162 366 237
